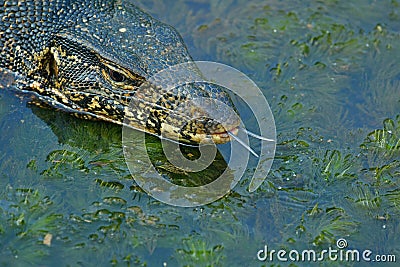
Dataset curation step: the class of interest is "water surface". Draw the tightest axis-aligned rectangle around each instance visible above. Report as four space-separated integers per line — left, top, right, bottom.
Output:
0 0 399 266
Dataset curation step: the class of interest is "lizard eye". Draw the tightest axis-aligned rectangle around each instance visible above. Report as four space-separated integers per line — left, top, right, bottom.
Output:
108 69 126 83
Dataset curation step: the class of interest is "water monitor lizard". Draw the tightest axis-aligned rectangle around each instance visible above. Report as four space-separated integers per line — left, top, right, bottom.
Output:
0 0 265 149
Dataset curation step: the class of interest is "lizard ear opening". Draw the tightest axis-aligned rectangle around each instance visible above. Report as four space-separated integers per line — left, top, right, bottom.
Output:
48 47 59 81
38 46 59 84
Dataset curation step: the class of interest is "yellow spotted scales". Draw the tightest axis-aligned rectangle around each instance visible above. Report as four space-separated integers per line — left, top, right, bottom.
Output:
0 0 240 144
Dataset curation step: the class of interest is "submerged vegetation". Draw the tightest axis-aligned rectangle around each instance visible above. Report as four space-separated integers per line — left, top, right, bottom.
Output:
1 0 399 266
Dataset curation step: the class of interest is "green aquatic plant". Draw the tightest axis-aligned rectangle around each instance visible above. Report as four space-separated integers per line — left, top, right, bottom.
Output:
0 187 62 266
360 116 400 185
175 236 225 267
385 189 400 213
296 206 359 248
41 149 89 178
361 117 400 158
369 160 400 186
345 184 381 212
320 150 356 182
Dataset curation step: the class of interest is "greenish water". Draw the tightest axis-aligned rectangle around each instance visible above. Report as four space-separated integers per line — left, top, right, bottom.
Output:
1 0 399 266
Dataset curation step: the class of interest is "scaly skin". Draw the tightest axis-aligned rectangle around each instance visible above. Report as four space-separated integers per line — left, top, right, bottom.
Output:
0 0 240 144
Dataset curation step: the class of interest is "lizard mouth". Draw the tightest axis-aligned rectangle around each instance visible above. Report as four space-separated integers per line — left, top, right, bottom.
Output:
210 127 239 144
